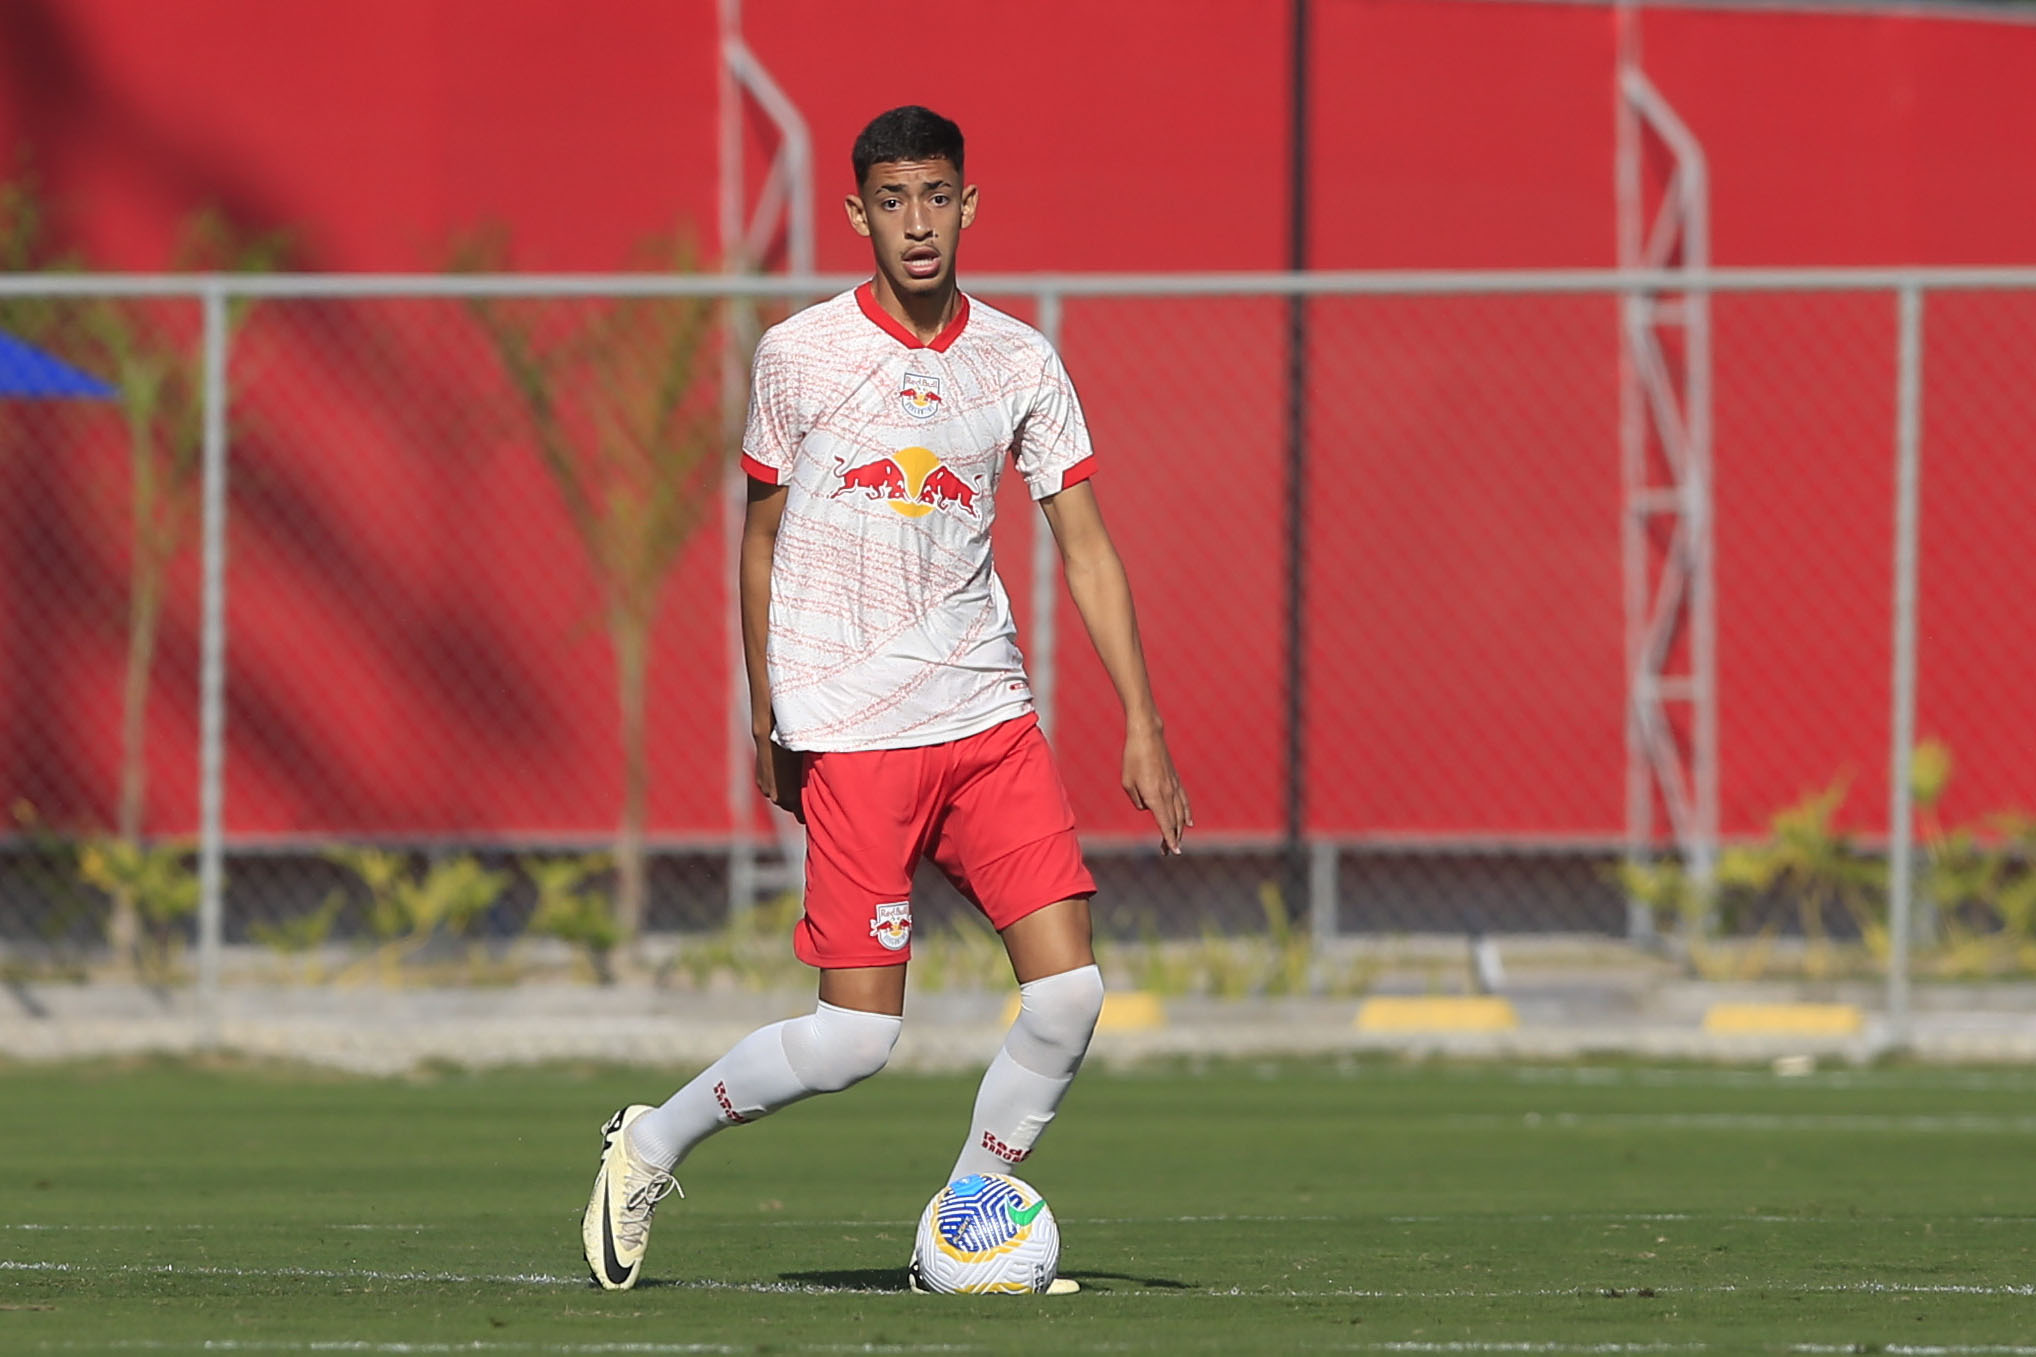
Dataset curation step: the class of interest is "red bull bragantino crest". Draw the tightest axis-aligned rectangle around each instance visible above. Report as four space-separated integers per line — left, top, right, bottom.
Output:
900 370 942 419
833 446 979 520
870 901 912 951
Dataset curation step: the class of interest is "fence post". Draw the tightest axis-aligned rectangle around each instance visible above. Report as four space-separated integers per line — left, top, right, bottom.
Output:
1885 282 1924 1048
196 283 230 1046
1308 840 1338 942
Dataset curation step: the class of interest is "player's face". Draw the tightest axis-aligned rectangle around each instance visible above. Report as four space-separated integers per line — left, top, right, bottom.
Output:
844 158 977 297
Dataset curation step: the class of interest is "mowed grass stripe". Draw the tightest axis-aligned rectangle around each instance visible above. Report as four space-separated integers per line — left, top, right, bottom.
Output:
1444 1112 2036 1132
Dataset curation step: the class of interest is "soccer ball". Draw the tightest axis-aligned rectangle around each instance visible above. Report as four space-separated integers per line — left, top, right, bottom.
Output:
908 1172 1061 1294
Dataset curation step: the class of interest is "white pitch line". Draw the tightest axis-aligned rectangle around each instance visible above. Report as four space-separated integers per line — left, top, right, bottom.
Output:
1385 1212 2036 1227
1351 1346 1704 1354
11 1211 2030 1236
9 1258 2036 1303
0 1224 430 1232
0 1261 583 1288
32 1342 2036 1357
1794 1348 2036 1356
1069 1214 1346 1225
40 1344 989 1355
42 1347 755 1355
1498 1066 2036 1094
0 1260 900 1295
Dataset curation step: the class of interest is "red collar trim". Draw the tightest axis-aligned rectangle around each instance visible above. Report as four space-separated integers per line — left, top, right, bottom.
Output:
855 281 970 352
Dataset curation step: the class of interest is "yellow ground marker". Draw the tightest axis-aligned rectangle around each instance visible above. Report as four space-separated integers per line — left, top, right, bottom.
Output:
1354 996 1520 1033
1001 990 1166 1031
1701 1002 1864 1036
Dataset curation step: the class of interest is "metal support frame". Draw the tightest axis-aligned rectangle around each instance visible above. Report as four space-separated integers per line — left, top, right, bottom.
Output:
719 0 815 919
1616 10 1717 939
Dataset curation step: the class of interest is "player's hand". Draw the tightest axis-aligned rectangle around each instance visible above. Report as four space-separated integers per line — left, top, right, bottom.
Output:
1122 724 1191 855
754 733 805 822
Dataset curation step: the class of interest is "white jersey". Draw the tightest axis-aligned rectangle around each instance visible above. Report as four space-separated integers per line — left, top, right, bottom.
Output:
741 283 1096 752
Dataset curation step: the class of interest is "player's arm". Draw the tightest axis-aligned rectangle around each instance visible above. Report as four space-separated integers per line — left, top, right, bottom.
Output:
741 478 802 817
1038 480 1192 854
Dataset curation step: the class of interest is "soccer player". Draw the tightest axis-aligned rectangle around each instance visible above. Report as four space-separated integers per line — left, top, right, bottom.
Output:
581 104 1190 1291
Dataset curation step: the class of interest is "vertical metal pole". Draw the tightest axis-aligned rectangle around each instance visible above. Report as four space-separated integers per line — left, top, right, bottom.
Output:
720 0 750 920
1886 283 1925 1046
1030 291 1064 736
718 0 742 273
1283 0 1312 922
196 285 230 1046
1614 6 1652 941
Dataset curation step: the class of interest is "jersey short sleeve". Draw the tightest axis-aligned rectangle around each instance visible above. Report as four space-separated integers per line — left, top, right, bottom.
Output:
1013 349 1097 499
740 334 799 484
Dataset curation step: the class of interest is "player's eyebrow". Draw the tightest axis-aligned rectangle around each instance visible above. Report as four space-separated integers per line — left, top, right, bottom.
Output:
877 179 950 194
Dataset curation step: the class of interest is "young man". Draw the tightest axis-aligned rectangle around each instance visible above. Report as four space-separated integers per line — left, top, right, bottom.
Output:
581 104 1189 1292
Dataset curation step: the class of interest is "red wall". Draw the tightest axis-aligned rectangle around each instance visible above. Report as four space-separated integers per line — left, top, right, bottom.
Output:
4 0 2034 846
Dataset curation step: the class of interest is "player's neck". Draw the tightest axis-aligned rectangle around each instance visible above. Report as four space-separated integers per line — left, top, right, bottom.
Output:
868 274 963 346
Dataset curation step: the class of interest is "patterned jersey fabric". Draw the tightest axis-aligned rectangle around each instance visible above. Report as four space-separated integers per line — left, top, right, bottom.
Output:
742 283 1096 752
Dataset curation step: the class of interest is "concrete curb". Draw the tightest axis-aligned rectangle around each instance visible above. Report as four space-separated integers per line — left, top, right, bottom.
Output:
5 982 2036 1074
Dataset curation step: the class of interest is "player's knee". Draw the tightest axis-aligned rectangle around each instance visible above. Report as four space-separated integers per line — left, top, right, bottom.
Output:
1013 962 1105 1070
784 1002 901 1094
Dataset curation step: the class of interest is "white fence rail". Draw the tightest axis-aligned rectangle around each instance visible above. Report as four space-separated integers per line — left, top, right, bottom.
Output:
2 268 2030 1047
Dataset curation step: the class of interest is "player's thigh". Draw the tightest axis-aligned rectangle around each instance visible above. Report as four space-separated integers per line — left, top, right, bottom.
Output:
818 964 909 1016
798 746 935 968
999 897 1095 984
933 717 1097 947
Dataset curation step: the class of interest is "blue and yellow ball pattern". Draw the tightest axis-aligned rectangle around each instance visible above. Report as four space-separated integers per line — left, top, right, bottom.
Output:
911 1172 1061 1293
933 1173 1031 1260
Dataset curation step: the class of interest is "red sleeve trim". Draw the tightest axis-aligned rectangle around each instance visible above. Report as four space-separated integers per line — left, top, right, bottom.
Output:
1058 456 1098 490
740 453 780 485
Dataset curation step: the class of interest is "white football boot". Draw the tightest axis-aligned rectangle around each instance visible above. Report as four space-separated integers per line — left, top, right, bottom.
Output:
582 1105 681 1291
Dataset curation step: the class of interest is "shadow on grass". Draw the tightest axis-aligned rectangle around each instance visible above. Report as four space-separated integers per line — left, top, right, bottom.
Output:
768 1267 1195 1293
1063 1270 1193 1290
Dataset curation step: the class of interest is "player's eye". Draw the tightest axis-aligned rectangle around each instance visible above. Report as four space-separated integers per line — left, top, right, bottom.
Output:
881 198 901 210
931 194 949 207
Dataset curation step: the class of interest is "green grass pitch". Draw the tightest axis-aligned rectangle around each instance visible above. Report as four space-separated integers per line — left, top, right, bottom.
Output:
5 1055 2036 1353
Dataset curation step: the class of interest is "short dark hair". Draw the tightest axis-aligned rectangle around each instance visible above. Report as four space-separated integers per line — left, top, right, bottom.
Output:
851 106 965 187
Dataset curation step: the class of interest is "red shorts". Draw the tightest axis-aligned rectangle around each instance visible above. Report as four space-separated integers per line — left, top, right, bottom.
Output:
793 713 1095 969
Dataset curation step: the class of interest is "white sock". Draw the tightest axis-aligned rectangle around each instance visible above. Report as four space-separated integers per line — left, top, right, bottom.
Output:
627 1001 901 1171
949 964 1104 1182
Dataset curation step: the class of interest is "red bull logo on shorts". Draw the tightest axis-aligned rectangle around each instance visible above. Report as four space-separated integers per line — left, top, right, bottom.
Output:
870 900 912 951
900 370 943 419
833 446 979 520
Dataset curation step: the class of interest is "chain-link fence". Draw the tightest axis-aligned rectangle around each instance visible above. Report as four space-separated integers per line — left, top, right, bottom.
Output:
1 272 2031 1008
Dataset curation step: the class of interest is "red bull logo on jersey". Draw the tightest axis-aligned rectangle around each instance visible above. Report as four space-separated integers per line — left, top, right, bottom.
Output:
870 901 912 951
833 446 979 520
900 370 943 419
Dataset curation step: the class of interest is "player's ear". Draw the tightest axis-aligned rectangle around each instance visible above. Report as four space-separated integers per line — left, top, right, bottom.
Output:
959 184 978 230
844 192 873 238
